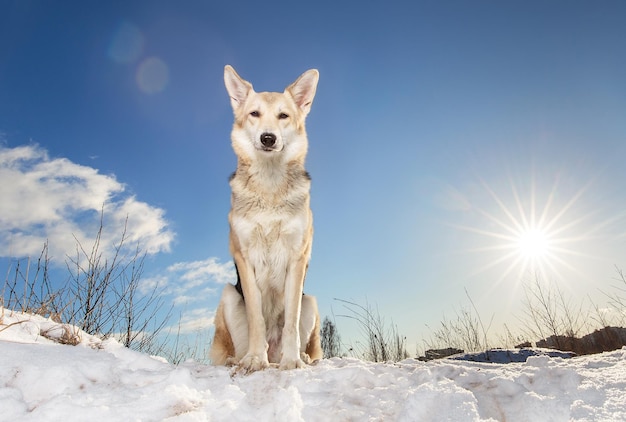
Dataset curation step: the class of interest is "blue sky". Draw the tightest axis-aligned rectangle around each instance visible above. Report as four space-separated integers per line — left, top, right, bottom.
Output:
2 1 626 353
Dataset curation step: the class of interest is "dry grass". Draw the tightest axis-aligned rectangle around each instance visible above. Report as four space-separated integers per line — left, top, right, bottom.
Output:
336 298 409 362
40 324 82 346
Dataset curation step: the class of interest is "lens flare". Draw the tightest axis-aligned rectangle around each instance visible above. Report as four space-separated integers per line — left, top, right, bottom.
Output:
108 22 144 63
136 57 169 94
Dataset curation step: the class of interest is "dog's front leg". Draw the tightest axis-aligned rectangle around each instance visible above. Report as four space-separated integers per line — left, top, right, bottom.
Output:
279 256 307 370
234 253 269 372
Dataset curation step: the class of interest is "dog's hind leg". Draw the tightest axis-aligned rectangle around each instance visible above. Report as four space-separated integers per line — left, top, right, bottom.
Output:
300 294 322 363
209 283 249 365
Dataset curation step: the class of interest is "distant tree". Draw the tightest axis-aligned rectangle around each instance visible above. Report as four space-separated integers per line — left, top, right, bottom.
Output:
320 316 342 358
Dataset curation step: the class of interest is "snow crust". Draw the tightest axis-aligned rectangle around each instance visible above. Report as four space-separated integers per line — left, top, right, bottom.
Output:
1 309 625 421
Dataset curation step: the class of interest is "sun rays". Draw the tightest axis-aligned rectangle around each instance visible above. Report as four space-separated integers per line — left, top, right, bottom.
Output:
454 173 596 288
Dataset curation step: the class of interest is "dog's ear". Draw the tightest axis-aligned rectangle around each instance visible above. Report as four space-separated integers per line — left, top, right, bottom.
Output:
224 65 253 112
286 69 319 116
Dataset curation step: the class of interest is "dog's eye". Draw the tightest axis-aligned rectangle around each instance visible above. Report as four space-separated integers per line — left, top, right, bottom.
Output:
250 111 260 117
278 113 289 120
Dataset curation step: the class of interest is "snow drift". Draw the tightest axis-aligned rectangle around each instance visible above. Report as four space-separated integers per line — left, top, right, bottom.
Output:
1 308 625 421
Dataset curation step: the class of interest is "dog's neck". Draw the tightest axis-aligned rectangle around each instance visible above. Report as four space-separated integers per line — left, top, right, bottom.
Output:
233 156 308 195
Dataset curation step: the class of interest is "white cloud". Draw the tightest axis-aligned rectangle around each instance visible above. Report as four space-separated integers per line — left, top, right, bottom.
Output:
133 259 235 339
140 257 234 307
138 275 170 296
168 257 236 286
172 289 218 306
171 308 216 334
0 144 175 262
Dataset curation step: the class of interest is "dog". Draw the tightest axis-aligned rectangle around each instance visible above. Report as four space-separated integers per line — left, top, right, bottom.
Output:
209 65 323 372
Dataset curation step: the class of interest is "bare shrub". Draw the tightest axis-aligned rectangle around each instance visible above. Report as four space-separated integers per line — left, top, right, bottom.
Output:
61 215 172 352
598 266 626 327
137 310 213 365
498 323 530 349
165 330 213 365
423 289 492 354
336 299 408 362
2 212 171 355
518 276 586 350
2 241 67 320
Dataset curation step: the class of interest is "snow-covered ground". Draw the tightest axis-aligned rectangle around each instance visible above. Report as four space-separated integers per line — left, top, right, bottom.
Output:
1 309 625 421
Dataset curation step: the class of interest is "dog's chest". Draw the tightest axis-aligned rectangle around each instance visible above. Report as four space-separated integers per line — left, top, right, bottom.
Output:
230 170 310 255
232 209 308 263
230 165 311 292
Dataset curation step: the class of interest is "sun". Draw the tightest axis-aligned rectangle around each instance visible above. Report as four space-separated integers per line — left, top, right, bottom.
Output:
516 227 551 261
454 174 592 285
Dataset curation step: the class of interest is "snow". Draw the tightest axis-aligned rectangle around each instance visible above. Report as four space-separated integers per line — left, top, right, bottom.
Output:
1 309 625 421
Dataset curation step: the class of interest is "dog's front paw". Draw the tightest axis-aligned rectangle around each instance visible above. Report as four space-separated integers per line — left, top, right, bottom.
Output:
238 354 269 373
279 356 305 370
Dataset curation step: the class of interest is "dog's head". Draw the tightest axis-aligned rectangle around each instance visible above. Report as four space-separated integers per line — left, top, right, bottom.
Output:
224 65 318 162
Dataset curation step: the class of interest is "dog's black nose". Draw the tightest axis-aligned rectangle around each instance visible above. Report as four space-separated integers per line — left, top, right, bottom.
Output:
260 132 277 148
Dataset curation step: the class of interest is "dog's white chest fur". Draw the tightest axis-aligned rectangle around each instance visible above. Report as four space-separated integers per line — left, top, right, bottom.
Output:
232 210 308 289
229 160 312 291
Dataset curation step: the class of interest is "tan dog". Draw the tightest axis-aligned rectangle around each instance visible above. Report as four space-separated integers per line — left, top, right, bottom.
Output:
210 65 322 372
